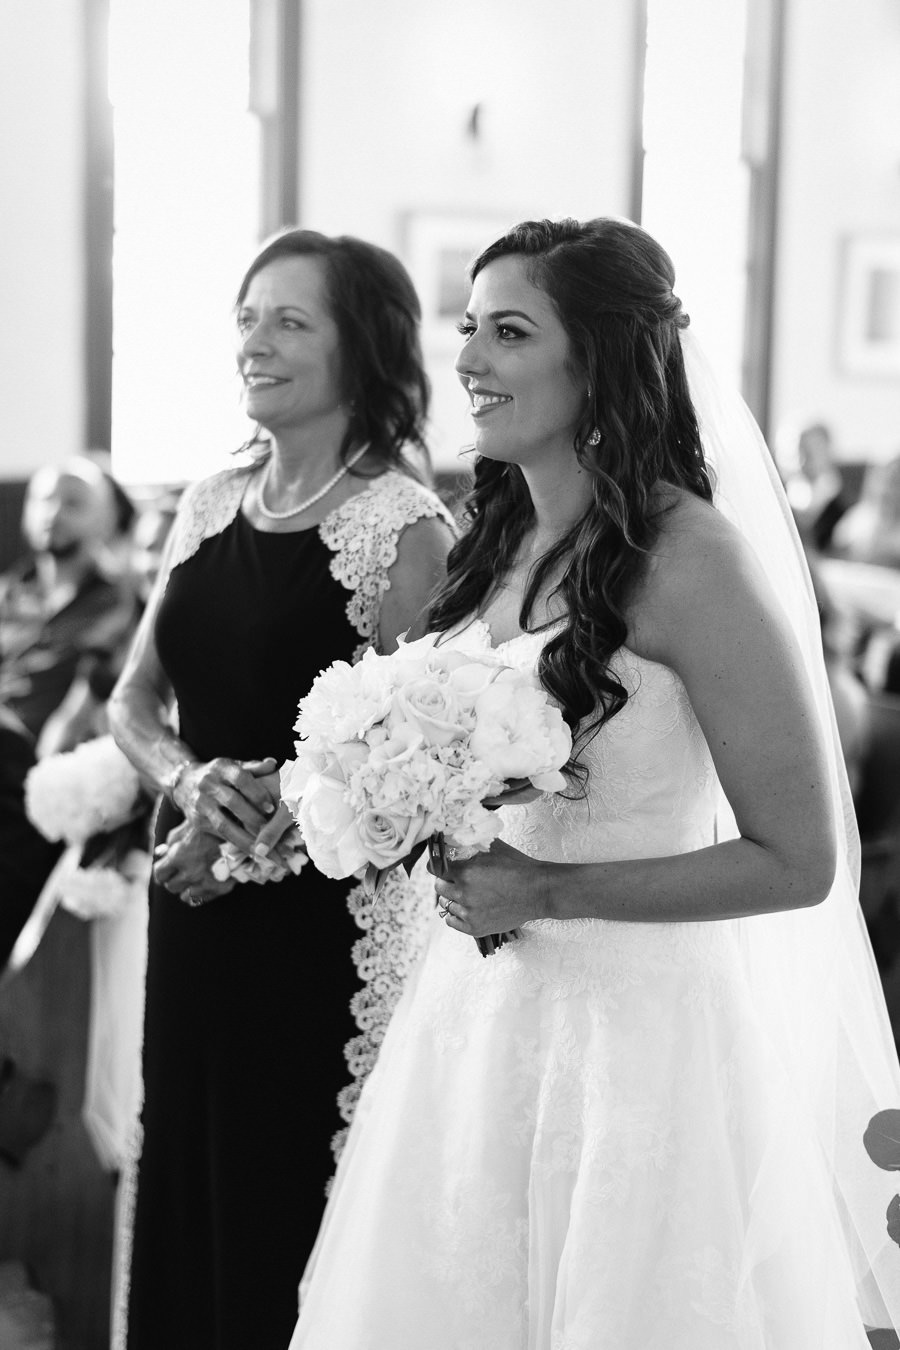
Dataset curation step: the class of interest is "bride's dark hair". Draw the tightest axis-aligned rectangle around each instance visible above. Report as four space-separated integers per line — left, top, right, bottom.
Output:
428 217 713 764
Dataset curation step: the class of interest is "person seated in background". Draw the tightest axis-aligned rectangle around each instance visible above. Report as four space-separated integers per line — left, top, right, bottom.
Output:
35 493 177 760
0 457 138 751
0 467 148 1168
0 467 163 1199
861 620 900 698
0 706 62 973
776 419 850 552
0 707 62 1171
831 453 900 570
807 552 870 799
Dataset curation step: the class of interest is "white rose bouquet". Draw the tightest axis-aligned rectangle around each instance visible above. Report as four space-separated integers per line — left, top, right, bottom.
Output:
24 733 152 921
25 734 143 846
280 632 572 956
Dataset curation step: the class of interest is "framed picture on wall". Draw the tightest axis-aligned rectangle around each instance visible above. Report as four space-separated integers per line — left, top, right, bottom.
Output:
399 212 518 346
838 233 900 377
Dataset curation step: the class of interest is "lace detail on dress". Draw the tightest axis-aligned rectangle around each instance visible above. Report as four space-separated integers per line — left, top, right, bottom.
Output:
166 467 252 571
331 865 433 1171
417 1174 529 1324
320 474 451 1173
319 472 455 660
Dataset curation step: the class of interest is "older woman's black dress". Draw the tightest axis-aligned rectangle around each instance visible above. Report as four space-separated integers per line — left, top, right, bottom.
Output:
121 502 392 1350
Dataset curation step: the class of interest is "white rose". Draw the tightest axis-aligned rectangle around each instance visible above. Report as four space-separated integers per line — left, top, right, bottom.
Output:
356 808 430 870
366 721 425 766
393 631 441 661
281 740 367 817
469 683 572 789
280 756 313 814
445 659 505 703
443 799 503 852
295 653 392 743
389 677 468 748
382 634 445 691
297 767 369 879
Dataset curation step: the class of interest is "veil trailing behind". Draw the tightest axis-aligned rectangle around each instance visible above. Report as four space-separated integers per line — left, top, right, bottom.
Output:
682 329 900 1333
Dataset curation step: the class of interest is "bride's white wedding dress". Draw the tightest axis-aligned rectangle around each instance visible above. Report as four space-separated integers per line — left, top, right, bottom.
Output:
289 619 891 1350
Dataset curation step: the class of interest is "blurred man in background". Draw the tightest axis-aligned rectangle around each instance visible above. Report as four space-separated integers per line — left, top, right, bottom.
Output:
0 456 137 972
0 456 135 746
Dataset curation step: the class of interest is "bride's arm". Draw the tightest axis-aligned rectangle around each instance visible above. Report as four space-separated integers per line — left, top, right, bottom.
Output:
436 499 838 935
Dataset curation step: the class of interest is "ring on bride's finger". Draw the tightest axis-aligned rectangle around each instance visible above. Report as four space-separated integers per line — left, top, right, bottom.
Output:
438 903 451 918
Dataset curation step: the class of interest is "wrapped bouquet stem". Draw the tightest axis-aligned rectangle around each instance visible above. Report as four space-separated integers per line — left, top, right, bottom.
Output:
280 632 572 957
426 831 519 959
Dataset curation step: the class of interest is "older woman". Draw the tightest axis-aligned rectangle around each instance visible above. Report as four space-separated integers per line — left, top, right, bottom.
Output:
108 229 454 1350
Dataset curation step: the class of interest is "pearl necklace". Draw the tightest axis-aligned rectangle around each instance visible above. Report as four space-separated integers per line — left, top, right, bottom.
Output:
256 443 370 521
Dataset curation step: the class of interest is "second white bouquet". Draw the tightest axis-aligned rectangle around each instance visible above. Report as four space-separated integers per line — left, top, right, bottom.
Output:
279 631 572 956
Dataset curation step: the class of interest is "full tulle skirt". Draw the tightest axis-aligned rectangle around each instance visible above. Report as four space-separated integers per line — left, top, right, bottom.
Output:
288 912 881 1350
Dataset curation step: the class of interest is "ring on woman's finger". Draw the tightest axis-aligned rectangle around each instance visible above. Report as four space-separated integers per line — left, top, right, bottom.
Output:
183 889 209 908
438 902 452 918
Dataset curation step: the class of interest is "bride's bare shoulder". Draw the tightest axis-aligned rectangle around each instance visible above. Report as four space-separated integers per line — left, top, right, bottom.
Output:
648 483 750 573
627 486 770 663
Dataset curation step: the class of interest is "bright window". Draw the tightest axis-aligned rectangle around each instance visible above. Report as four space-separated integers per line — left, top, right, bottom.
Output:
641 0 750 388
109 0 261 485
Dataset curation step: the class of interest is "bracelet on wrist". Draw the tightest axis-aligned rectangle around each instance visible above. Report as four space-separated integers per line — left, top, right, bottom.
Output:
164 757 195 802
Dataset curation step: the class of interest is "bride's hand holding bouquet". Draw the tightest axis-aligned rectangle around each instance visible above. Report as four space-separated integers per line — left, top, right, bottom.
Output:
279 631 572 956
429 835 550 949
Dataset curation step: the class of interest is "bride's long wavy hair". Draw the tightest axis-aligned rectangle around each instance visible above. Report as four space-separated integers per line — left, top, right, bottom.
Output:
428 217 713 768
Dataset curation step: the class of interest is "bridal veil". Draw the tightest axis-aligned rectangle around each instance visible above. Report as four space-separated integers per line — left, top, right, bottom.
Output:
682 328 900 1333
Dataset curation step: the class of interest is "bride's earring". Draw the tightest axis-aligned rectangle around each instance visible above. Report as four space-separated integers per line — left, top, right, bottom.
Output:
585 384 602 447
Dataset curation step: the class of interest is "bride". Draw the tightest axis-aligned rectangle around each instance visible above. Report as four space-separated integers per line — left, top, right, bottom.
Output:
288 218 900 1348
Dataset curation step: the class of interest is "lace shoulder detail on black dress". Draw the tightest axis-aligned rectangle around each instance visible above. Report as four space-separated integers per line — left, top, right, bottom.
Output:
166 466 253 571
319 472 456 660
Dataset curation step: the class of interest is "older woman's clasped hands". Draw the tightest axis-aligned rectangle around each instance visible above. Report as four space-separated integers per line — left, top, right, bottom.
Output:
152 755 304 902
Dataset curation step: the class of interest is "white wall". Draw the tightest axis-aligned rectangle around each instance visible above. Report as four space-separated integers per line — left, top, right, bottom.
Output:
772 0 900 462
2 2 896 485
640 0 749 392
109 0 260 486
0 1 85 479
300 0 638 468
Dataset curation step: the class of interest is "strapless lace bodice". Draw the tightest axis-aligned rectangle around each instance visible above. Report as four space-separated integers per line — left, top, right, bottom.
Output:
444 617 718 866
433 617 728 983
